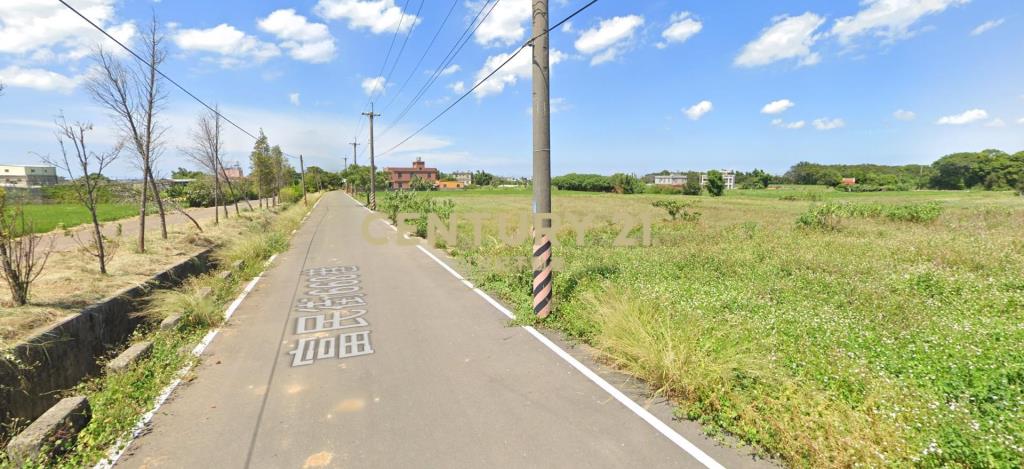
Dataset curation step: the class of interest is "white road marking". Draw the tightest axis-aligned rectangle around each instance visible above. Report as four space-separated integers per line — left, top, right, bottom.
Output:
96 218 297 468
389 199 726 469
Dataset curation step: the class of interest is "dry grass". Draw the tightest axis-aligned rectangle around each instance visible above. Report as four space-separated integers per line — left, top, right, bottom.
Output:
0 204 292 349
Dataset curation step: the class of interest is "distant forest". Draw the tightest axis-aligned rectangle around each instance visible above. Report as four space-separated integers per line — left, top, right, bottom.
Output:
640 149 1024 192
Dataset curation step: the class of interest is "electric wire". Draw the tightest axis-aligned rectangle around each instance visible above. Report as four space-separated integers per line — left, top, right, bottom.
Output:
376 0 599 158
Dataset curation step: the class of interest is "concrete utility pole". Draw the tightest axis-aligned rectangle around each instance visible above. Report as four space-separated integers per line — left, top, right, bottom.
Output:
350 139 360 166
531 0 552 319
299 154 308 206
362 105 381 210
343 157 349 170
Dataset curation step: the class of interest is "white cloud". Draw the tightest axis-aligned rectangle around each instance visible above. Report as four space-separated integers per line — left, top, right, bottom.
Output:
471 49 566 98
1018 117 1024 126
657 12 702 49
361 76 386 96
684 100 713 120
893 109 916 120
0 0 137 62
289 92 301 106
0 65 83 93
314 0 420 34
761 99 795 114
970 18 1004 36
984 118 1006 128
449 81 466 94
472 0 531 47
735 13 824 67
575 15 645 66
561 21 574 33
832 0 969 44
173 24 280 67
772 118 806 129
258 9 337 63
812 117 845 130
440 64 460 76
936 108 988 125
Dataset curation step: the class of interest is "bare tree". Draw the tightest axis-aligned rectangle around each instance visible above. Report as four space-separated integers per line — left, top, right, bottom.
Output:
0 193 53 306
42 115 120 274
86 14 168 253
182 106 226 224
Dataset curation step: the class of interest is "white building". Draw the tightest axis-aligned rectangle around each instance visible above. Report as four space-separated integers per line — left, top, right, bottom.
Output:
0 165 59 188
452 172 473 186
653 174 687 186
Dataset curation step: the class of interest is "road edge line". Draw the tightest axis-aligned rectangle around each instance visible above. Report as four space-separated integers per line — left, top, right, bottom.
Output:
94 237 287 467
411 244 725 469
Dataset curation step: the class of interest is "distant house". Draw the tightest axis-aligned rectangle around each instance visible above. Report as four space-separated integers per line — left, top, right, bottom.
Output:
436 180 464 190
452 172 473 186
0 165 59 188
841 178 857 186
223 166 244 179
385 157 438 190
653 174 687 186
700 169 736 190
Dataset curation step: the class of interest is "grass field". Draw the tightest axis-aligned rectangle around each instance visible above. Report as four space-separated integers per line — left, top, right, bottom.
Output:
20 203 140 233
424 186 1024 468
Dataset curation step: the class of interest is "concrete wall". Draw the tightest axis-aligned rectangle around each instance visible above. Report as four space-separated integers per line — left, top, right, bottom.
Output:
0 248 214 439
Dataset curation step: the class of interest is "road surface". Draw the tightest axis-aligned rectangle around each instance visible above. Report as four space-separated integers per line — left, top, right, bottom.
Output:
114 192 771 469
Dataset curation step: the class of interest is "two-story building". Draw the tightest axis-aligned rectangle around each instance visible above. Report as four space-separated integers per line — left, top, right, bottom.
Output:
0 165 59 188
452 172 473 186
385 157 438 190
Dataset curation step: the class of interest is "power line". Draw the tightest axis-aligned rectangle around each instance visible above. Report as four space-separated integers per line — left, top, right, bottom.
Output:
353 0 415 142
377 0 599 158
58 0 307 162
379 0 460 115
380 0 502 138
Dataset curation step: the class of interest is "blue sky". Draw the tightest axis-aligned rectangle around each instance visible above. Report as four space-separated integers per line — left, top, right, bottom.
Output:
1 0 1022 178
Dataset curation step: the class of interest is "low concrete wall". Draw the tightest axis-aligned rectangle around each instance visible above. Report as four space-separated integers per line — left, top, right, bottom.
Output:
0 248 214 439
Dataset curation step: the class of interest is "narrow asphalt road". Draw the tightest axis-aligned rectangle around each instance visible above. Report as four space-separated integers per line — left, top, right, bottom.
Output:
115 192 770 469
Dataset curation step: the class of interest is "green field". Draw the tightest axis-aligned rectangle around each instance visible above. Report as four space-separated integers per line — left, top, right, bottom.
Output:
20 203 140 234
423 187 1024 468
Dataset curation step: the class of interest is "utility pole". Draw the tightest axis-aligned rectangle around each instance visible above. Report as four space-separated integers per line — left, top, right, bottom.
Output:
362 105 380 210
531 0 552 319
343 157 349 170
350 139 360 166
299 154 308 206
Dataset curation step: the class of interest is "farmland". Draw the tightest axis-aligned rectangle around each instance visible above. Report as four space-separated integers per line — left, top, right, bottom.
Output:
425 187 1024 467
18 203 139 234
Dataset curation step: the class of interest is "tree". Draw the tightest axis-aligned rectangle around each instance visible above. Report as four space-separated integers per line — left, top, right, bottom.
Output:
171 167 203 179
250 130 272 208
750 169 771 188
609 173 644 194
682 172 702 195
409 175 436 191
42 115 119 274
0 190 53 306
706 170 725 196
473 170 495 187
87 15 169 252
183 107 227 224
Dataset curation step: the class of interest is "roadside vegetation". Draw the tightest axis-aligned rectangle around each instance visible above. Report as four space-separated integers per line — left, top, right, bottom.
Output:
0 195 317 468
426 187 1024 468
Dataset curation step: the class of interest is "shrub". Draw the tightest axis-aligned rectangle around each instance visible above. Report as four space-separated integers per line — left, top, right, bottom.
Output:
609 173 644 194
279 185 301 204
378 191 455 239
652 200 700 222
797 201 943 229
706 170 725 197
682 172 703 196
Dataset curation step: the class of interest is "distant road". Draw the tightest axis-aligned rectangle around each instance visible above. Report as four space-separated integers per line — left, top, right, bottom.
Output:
114 192 771 468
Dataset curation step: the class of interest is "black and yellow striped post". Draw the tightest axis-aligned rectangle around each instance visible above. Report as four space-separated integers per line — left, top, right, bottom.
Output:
532 233 553 319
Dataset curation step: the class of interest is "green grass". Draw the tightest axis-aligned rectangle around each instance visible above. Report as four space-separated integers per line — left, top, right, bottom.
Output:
20 204 140 234
425 186 1024 468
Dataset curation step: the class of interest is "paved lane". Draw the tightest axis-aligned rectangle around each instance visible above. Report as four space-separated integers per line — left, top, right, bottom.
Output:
116 192 759 469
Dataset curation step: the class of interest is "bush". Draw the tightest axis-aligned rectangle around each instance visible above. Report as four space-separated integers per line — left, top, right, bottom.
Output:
682 172 703 196
644 185 682 195
609 173 644 194
652 200 700 221
279 185 301 204
797 201 943 229
552 173 613 192
706 170 725 197
378 191 455 239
